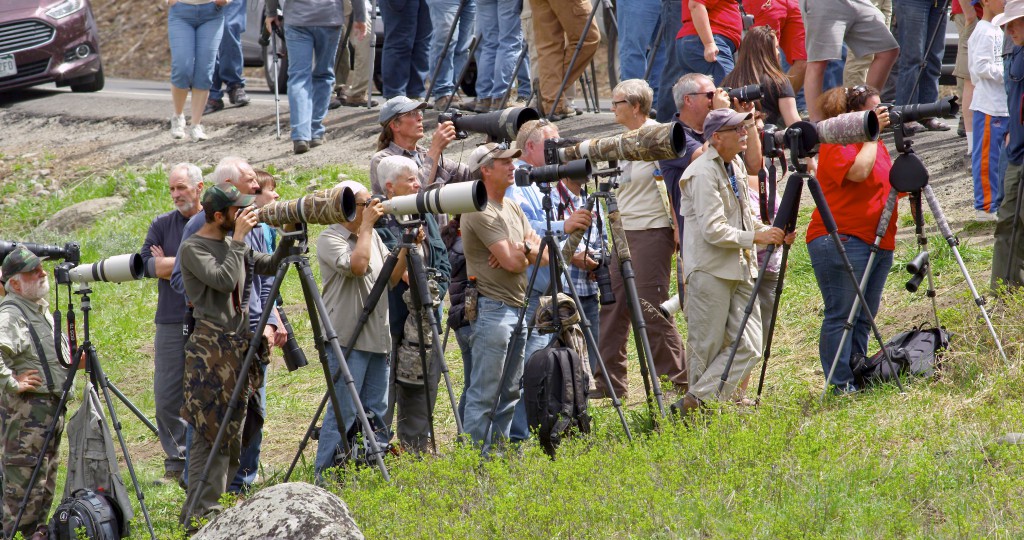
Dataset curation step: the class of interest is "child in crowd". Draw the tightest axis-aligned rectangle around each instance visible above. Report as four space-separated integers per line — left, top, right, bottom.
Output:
969 0 1009 221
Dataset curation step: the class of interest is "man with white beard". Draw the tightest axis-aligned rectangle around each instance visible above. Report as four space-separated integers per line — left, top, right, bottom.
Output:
0 246 70 539
141 162 204 486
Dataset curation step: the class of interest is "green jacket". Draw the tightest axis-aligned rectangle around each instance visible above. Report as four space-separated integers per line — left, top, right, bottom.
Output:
0 293 68 395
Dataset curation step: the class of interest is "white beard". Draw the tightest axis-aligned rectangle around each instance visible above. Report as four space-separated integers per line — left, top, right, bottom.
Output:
20 276 50 302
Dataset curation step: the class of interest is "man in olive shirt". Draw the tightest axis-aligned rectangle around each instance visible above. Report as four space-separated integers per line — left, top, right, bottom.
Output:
0 246 69 539
177 183 292 529
315 180 408 478
460 143 548 450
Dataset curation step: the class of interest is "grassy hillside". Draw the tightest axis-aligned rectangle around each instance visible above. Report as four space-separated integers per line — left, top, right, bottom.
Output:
2 154 1023 538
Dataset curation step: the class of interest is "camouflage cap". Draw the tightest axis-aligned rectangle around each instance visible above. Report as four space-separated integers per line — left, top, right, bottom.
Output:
1 245 42 281
202 182 256 214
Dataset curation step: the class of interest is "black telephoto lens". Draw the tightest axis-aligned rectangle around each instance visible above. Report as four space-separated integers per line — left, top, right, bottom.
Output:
728 83 762 102
906 272 927 293
595 261 616 305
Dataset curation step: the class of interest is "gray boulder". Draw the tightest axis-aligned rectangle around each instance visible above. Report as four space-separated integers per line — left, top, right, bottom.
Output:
193 482 364 540
37 196 126 234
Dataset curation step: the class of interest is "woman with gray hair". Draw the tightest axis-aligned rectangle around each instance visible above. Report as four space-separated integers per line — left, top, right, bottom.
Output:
594 79 688 400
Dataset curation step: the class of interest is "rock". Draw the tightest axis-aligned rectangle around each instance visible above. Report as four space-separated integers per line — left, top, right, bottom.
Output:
193 482 364 540
36 196 126 234
35 190 50 197
38 168 50 177
995 433 1024 445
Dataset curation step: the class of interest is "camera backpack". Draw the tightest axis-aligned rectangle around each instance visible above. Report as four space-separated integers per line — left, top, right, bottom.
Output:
48 489 123 540
523 340 591 456
849 325 952 388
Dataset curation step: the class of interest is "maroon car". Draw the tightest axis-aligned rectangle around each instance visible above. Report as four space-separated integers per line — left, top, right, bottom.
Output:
0 0 104 93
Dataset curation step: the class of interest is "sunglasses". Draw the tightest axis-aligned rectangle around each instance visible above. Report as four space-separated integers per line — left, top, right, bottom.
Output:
688 91 715 100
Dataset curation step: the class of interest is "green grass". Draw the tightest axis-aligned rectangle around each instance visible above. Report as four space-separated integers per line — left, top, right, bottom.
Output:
5 160 1024 539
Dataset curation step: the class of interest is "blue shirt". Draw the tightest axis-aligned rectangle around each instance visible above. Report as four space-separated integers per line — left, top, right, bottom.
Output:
1008 46 1024 166
506 160 568 294
548 182 606 297
169 211 279 331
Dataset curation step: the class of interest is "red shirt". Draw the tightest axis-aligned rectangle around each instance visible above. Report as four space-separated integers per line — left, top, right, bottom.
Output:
951 1 983 17
805 142 898 251
677 0 743 50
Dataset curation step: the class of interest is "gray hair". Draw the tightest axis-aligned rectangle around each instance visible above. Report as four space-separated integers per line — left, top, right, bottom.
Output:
377 155 419 189
169 162 203 187
672 73 714 111
612 79 653 114
207 156 250 184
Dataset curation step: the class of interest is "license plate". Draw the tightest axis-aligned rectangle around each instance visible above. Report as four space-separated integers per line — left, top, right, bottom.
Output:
0 54 16 79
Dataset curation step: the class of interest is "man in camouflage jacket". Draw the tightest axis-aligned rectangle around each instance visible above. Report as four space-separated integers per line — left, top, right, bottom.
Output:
0 246 69 540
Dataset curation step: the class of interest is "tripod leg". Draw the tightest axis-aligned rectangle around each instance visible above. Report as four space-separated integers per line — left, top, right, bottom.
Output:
434 319 464 435
807 177 906 395
547 0 601 118
89 349 157 539
755 245 791 404
406 249 438 455
922 185 1009 364
105 380 158 436
621 260 665 418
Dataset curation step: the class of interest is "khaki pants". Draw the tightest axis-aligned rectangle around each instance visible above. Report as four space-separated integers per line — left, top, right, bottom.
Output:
843 0 892 86
684 270 761 402
595 227 687 397
528 0 599 113
334 0 372 100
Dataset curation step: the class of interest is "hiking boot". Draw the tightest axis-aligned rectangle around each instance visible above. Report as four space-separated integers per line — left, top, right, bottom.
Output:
203 98 224 115
189 124 208 142
434 95 457 112
329 95 343 109
153 469 184 487
227 85 250 106
669 392 704 417
461 97 492 112
170 114 186 139
294 140 310 154
507 96 528 108
310 134 326 148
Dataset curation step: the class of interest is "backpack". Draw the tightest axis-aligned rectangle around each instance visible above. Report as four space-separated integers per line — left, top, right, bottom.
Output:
523 341 591 457
48 489 123 540
849 326 952 388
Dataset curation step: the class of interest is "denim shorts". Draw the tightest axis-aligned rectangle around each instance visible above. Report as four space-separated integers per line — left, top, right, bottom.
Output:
167 2 225 90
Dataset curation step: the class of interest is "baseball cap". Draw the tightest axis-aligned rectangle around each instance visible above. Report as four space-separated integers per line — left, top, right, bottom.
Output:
467 142 522 174
703 108 753 139
378 96 430 126
1 245 42 281
994 0 1024 26
202 182 256 214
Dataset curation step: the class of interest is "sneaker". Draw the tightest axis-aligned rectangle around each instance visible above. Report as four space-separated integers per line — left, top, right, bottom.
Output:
329 96 342 110
294 140 310 154
189 124 208 141
310 134 326 148
227 85 250 106
170 114 186 139
203 98 224 115
976 209 997 222
340 96 379 108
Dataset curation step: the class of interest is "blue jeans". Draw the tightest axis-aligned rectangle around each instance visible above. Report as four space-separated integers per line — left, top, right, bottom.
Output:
314 348 390 477
780 49 806 111
617 0 665 96
209 0 246 100
510 289 557 442
426 0 477 99
678 34 735 87
229 367 265 493
475 0 523 100
655 0 683 122
454 324 473 423
167 2 224 90
380 0 433 98
283 25 342 142
893 0 946 106
807 234 893 392
464 296 526 450
577 293 600 371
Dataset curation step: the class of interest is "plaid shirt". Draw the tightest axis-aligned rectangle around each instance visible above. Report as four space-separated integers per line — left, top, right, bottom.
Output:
548 181 606 297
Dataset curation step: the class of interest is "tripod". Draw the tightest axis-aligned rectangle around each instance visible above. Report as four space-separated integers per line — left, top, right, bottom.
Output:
284 218 462 479
547 0 609 118
424 0 471 108
11 285 156 540
823 127 1009 386
482 180 633 450
718 129 908 402
187 227 389 520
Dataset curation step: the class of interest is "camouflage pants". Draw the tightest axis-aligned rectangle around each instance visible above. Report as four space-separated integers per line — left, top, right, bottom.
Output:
0 392 63 538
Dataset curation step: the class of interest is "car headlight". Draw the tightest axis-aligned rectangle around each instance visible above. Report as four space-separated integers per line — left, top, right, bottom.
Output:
46 0 86 19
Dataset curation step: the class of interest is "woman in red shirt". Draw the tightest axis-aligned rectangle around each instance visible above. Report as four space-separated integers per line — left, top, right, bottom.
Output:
805 84 894 393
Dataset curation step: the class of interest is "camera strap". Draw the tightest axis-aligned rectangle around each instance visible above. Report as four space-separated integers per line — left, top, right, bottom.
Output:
5 302 56 393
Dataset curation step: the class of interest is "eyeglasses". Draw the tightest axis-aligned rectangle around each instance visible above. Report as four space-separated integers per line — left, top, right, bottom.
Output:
478 141 511 168
716 122 754 134
611 99 629 107
398 109 424 121
847 85 869 99
688 91 715 100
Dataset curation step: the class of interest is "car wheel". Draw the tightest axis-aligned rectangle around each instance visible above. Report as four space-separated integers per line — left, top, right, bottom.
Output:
263 44 288 94
70 64 104 93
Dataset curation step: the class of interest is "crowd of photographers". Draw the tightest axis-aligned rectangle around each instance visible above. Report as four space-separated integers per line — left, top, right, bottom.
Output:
7 0 1024 537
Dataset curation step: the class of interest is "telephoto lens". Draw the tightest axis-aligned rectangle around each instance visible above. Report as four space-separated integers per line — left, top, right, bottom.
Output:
727 84 762 102
595 260 615 305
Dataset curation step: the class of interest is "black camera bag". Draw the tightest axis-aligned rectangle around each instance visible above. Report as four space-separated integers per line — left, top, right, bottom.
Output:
48 488 123 540
849 326 951 388
523 340 591 456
